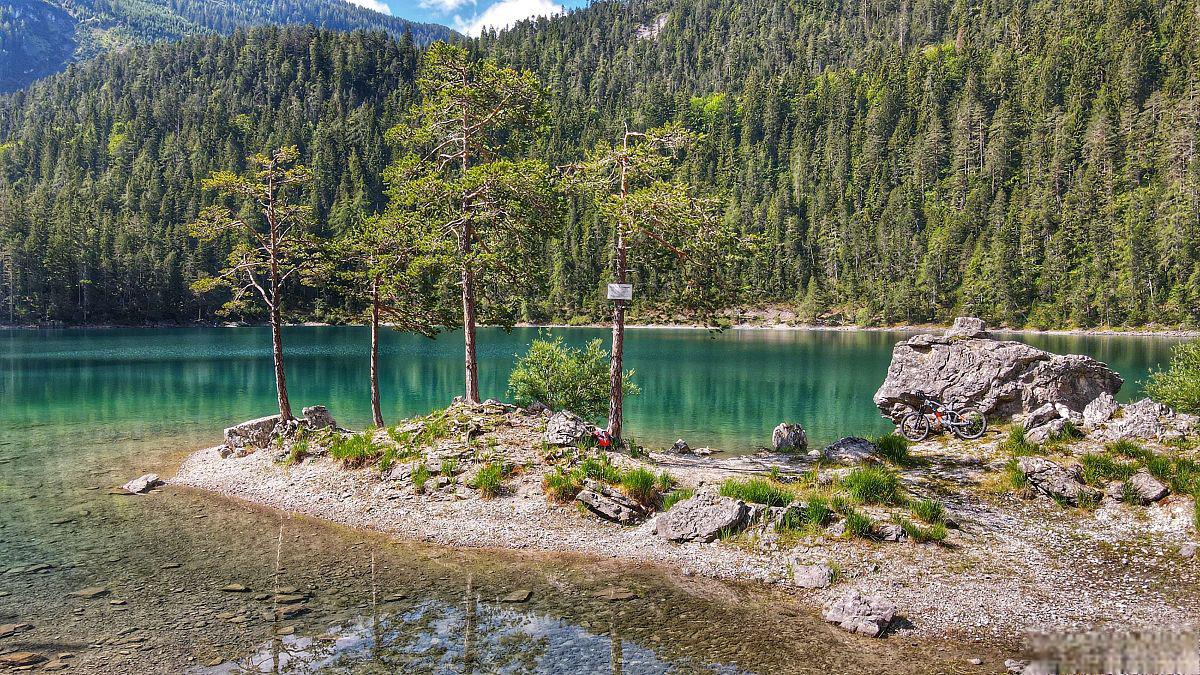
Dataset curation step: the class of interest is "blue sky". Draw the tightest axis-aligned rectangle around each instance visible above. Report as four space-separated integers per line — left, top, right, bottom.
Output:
347 0 590 36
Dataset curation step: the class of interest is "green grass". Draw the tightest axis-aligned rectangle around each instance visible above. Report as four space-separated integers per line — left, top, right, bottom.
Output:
1001 426 1041 456
655 471 676 493
718 478 793 507
1079 453 1136 486
661 488 694 511
1105 442 1200 494
620 467 659 507
542 466 584 502
829 493 853 515
328 432 382 468
898 517 947 543
843 510 873 538
440 458 458 478
779 495 832 532
1193 491 1200 531
579 455 621 483
841 466 903 505
875 434 911 464
470 462 509 499
411 463 431 494
282 440 309 467
909 498 945 524
1107 439 1146 459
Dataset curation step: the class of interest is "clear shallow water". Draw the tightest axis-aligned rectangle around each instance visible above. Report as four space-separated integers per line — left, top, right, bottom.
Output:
0 326 1182 673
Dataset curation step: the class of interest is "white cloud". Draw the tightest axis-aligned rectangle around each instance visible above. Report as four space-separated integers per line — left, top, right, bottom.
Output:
453 0 563 36
347 0 393 14
420 0 474 12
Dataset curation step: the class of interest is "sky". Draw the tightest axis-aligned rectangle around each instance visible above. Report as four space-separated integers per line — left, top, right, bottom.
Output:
346 0 590 36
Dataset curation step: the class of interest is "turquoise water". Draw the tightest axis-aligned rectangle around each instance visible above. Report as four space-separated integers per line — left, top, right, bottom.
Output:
0 326 1183 451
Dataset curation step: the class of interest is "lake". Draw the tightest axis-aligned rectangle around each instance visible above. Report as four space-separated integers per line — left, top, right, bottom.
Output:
0 326 1183 673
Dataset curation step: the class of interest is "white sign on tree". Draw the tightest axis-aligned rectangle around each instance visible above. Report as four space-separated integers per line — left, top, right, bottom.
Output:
607 283 633 301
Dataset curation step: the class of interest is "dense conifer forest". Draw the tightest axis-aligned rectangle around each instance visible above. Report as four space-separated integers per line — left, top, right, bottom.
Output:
1 0 1198 328
0 0 453 92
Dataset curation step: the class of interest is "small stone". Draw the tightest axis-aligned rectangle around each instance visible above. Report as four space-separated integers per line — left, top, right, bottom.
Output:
501 589 532 603
822 589 895 637
273 594 306 605
0 623 34 638
42 660 69 671
67 586 109 599
220 584 250 593
203 657 224 667
969 658 983 665
592 587 636 601
275 626 295 635
0 652 45 667
1180 543 1196 559
792 564 834 589
276 605 308 620
121 474 162 494
109 599 126 606
227 615 251 624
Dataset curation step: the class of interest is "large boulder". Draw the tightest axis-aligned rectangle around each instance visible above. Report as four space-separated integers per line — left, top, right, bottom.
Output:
1082 392 1120 429
302 405 336 429
822 590 896 637
1016 457 1100 505
656 493 748 543
873 319 1123 422
544 411 594 446
223 415 282 452
772 423 808 452
576 480 647 524
822 437 879 464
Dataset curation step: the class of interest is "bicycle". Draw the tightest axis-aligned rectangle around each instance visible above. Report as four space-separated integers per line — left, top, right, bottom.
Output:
898 397 987 441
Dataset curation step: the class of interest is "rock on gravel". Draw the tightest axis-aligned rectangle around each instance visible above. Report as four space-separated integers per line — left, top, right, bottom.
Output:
302 405 336 429
792 564 834 589
1126 469 1169 504
575 480 647 524
822 589 896 637
544 411 593 446
1017 457 1100 506
656 493 748 543
1082 392 1119 429
223 415 282 454
772 423 808 452
822 437 878 464
122 473 162 494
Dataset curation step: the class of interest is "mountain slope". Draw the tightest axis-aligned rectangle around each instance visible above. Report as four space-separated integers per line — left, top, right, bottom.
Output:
0 0 453 92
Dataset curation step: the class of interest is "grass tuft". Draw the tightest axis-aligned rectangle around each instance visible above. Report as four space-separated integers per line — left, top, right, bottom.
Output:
718 478 793 507
470 461 510 499
620 467 659 507
1079 453 1136 486
329 432 382 468
411 463 430 494
1001 426 1041 456
661 488 694 511
875 434 911 464
898 517 947 543
542 466 584 503
909 498 946 524
842 510 873 539
841 465 903 505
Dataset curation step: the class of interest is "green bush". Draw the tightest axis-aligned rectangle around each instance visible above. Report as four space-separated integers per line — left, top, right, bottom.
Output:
875 434 911 464
507 335 639 419
543 467 584 502
470 462 509 499
620 467 659 507
909 498 945 525
661 488 694 511
842 466 903 505
1145 340 1200 413
718 478 793 507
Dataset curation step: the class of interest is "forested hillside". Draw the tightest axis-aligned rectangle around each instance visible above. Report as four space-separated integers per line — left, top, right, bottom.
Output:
1 0 1199 328
0 0 452 92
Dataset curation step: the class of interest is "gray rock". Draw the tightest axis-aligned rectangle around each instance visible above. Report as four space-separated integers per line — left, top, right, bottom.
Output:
873 328 1122 422
1180 543 1196 559
1095 398 1197 443
822 589 896 637
122 474 162 494
576 480 647 524
656 493 748 543
772 423 808 452
501 589 532 603
1126 469 1168 504
822 437 878 464
524 401 550 415
1023 403 1061 431
792 564 834 589
945 316 989 338
1026 418 1066 444
1016 457 1100 505
671 438 692 454
223 415 282 454
1082 392 1119 429
1104 480 1126 502
302 405 336 430
874 523 906 542
544 411 593 446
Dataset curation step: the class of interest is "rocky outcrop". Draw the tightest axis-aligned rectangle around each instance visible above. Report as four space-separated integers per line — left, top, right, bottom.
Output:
822 590 896 637
1017 457 1100 505
576 480 647 524
1083 392 1120 429
874 319 1123 422
223 415 282 455
772 423 808 452
945 316 989 338
656 493 748 543
302 405 336 429
122 473 162 494
544 411 594 446
1091 398 1197 443
822 437 878 464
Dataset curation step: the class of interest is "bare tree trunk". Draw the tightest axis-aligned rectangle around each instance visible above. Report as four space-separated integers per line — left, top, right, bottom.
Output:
370 277 384 428
270 302 292 421
608 235 627 440
461 227 480 403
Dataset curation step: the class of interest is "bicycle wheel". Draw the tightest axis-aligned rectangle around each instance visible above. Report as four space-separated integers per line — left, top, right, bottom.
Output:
951 408 988 440
899 412 930 442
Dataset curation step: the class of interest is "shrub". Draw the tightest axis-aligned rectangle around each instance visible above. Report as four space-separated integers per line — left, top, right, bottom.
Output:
620 467 659 507
507 335 639 419
842 466 903 505
1080 453 1136 486
329 432 381 468
875 434 911 464
470 462 509 499
843 510 873 538
661 488 694 511
718 478 793 507
1145 340 1200 413
411 464 431 494
543 467 584 502
909 498 945 525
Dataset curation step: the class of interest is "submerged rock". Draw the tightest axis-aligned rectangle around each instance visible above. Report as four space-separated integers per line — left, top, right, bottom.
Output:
544 411 593 446
656 493 748 543
122 473 162 494
873 319 1123 422
822 589 896 637
575 480 647 524
772 423 808 452
1016 457 1100 505
822 437 878 464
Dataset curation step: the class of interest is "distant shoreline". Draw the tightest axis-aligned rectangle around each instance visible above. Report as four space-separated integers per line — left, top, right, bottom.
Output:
4 319 1197 339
